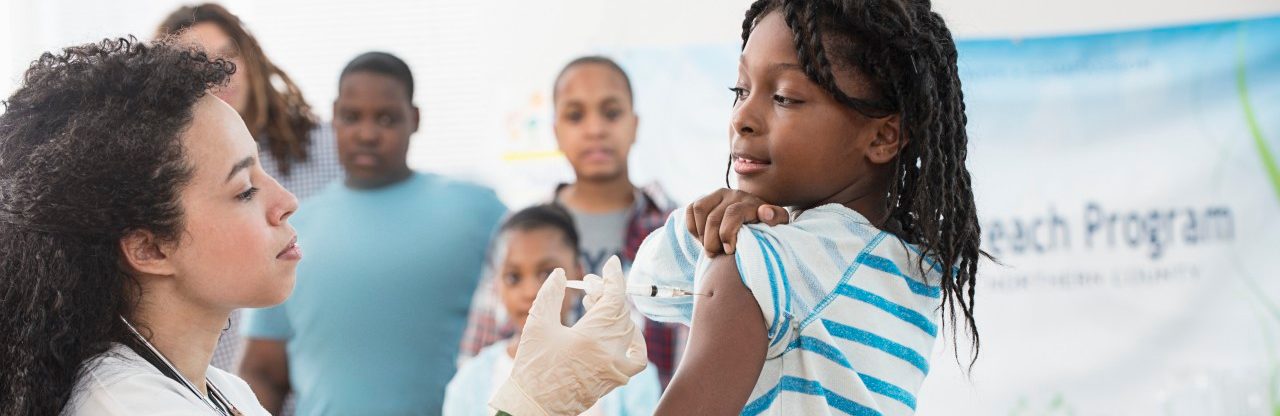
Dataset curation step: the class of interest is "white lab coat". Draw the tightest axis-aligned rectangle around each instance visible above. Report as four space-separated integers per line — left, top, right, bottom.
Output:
63 343 269 415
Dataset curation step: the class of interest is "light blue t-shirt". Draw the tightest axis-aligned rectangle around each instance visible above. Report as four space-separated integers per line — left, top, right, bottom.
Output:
243 172 506 415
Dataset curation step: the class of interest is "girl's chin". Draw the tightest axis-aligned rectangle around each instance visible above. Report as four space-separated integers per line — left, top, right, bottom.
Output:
736 181 784 205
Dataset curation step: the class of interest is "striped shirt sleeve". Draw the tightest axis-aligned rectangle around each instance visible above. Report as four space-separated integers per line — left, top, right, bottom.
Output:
731 225 801 358
629 209 803 358
630 209 704 325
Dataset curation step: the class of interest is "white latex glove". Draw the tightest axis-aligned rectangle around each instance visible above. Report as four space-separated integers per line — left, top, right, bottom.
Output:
490 256 648 416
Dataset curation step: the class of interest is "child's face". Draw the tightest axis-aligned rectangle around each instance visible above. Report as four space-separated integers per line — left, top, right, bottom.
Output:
730 11 900 208
497 227 582 331
333 72 418 188
553 64 638 183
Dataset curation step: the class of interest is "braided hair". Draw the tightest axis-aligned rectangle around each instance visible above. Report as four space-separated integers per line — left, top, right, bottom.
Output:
741 0 983 365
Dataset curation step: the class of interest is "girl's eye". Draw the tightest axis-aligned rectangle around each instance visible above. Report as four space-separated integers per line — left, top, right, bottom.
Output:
729 87 748 103
565 112 584 123
502 274 520 286
236 187 259 202
773 94 801 106
604 110 622 121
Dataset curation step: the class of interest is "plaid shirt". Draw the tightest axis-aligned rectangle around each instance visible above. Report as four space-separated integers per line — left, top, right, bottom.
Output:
458 183 688 388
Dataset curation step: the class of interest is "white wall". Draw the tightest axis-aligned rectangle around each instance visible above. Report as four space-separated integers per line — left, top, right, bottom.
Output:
2 0 1279 205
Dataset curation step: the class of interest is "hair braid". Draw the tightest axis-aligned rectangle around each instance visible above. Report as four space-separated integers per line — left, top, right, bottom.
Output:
740 0 987 368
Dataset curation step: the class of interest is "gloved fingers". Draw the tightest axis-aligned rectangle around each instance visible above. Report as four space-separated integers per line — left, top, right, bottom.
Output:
527 268 567 323
581 273 604 310
575 257 630 330
574 286 629 331
617 322 649 377
602 255 625 284
580 256 625 314
595 266 629 318
601 256 626 301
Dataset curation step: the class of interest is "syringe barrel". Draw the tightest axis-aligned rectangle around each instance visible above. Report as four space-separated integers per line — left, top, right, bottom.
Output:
566 280 690 298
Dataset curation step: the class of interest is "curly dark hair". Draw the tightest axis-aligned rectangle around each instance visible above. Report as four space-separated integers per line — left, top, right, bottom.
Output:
740 0 984 365
0 37 233 415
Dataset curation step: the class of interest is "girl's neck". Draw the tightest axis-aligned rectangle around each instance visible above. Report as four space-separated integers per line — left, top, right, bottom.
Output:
840 195 890 226
561 177 635 213
798 176 892 227
130 291 229 395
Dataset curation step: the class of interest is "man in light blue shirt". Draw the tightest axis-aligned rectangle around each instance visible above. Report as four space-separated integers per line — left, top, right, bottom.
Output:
240 52 506 415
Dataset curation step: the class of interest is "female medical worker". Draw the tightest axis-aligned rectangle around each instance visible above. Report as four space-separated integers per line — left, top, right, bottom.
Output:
0 38 289 415
0 35 639 416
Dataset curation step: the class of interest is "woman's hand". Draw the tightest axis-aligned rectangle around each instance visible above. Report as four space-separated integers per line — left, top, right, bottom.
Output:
685 189 789 256
490 257 647 416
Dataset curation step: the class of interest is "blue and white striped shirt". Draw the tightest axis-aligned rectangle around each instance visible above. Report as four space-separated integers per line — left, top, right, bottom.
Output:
631 204 943 416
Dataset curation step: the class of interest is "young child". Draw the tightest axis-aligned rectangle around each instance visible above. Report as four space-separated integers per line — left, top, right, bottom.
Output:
444 204 660 415
629 1 983 415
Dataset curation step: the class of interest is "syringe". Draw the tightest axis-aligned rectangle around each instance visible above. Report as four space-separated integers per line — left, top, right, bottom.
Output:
565 280 699 298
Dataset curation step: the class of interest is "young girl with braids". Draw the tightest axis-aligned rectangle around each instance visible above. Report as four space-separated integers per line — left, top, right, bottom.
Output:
624 0 983 414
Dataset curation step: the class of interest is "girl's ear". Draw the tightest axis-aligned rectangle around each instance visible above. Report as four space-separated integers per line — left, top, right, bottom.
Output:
866 114 904 165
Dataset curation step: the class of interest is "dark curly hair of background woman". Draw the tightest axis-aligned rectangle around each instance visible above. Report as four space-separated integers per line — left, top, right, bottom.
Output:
0 37 233 415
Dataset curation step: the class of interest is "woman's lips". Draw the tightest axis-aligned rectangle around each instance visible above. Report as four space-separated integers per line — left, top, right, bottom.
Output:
277 236 302 261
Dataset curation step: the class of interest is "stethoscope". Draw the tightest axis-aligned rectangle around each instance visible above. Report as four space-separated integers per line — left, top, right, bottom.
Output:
120 316 243 416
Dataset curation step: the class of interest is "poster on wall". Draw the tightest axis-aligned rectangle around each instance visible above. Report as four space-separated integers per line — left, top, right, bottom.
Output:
915 16 1280 416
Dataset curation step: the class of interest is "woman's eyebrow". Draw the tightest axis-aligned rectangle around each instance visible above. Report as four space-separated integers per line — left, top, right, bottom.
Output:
225 156 254 183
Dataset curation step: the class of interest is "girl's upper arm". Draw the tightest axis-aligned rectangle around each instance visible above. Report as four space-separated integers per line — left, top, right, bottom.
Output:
654 255 767 415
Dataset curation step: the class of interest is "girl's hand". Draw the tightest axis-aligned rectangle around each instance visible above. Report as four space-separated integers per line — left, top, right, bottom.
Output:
685 188 788 257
